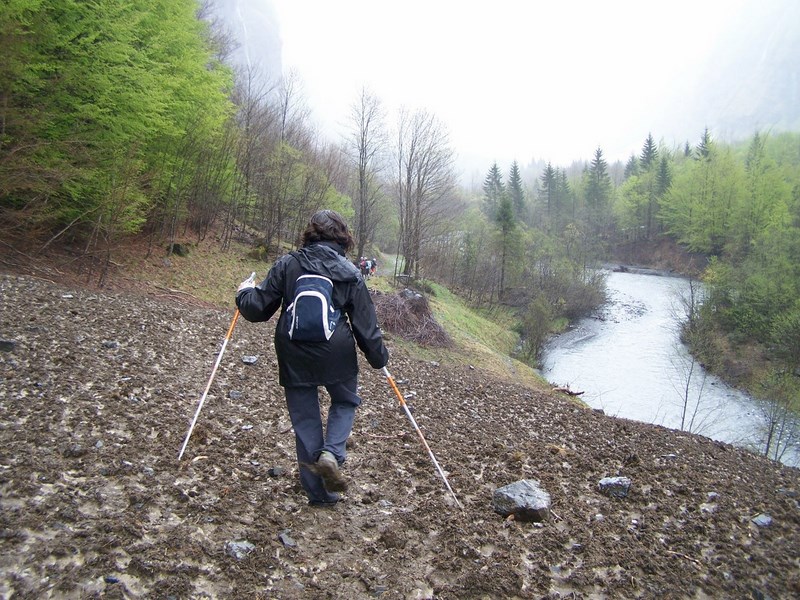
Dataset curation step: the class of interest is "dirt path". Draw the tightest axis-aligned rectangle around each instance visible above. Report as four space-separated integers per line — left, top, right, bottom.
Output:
1 272 798 599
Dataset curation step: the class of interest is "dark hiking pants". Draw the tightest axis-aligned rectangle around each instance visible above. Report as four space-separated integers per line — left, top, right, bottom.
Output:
284 377 361 504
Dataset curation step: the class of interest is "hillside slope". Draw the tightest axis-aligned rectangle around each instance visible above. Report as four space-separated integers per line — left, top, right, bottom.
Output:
1 269 798 599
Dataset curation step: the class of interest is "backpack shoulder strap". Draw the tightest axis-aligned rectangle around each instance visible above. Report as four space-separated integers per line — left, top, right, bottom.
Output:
282 252 304 307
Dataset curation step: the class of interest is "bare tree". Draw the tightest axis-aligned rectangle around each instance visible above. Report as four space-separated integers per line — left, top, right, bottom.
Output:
755 370 800 464
394 109 457 279
345 88 387 258
221 65 279 249
670 277 721 434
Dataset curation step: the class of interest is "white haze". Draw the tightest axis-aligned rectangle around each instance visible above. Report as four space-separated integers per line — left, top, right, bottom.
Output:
218 0 800 176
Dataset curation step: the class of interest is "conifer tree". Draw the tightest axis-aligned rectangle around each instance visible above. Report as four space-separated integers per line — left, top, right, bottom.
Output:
556 168 573 221
482 162 505 219
696 128 713 160
640 133 658 170
584 147 613 237
586 147 612 211
656 155 672 196
624 154 639 179
539 162 557 223
507 161 526 220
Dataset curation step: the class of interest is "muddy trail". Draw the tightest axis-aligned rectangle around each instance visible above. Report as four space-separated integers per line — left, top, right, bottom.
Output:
1 272 799 599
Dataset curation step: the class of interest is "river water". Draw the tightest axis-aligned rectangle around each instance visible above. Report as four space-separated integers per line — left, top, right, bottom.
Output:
539 269 798 467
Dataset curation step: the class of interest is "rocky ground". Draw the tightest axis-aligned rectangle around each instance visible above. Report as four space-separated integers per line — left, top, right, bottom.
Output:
1 269 799 599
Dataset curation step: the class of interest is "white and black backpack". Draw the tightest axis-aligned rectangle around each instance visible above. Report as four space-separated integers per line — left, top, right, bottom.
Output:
286 258 340 342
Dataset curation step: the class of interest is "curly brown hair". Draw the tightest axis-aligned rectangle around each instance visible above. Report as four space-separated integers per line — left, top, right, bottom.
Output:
300 210 355 252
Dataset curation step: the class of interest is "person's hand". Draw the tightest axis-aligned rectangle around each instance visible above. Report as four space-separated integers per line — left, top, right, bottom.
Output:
237 272 256 292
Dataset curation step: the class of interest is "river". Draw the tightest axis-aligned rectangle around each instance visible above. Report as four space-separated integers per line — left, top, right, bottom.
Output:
539 269 798 467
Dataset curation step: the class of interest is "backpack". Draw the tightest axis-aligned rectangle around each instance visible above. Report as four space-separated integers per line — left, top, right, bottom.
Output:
286 269 340 342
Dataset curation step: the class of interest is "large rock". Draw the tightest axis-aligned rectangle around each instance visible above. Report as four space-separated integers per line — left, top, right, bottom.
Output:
492 479 551 522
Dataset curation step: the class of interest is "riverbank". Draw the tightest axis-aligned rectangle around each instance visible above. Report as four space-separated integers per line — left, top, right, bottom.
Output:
609 237 708 277
607 238 796 452
540 269 799 466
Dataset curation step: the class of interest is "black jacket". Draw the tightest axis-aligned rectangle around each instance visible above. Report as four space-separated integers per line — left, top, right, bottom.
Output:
236 241 389 387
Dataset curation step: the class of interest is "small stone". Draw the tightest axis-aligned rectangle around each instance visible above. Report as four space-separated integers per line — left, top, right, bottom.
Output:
104 576 119 584
242 355 258 365
102 340 119 349
229 390 244 400
278 530 297 547
267 467 285 477
225 540 255 559
751 513 772 528
700 503 717 514
62 444 87 458
0 339 16 352
598 476 632 498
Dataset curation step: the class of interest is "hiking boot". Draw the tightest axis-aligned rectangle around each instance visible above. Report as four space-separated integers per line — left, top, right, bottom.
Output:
315 451 348 492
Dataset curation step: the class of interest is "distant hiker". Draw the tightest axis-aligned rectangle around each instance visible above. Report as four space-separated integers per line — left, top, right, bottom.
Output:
370 257 378 275
236 210 389 506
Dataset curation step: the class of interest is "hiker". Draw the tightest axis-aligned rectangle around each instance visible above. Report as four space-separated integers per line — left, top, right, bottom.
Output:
370 257 377 276
235 210 389 506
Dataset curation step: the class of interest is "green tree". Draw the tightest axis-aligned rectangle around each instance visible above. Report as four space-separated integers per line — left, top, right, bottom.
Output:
482 162 504 220
624 154 639 180
696 127 713 160
0 0 233 265
640 133 658 170
507 160 525 219
584 147 613 235
727 132 790 259
660 131 744 254
494 193 517 300
539 162 557 227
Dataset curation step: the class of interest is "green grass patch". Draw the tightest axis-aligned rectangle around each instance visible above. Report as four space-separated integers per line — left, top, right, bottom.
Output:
119 237 270 308
422 281 547 390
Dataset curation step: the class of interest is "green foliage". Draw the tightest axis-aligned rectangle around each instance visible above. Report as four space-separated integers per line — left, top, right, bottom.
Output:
518 296 554 361
771 302 800 370
659 136 745 254
584 147 612 211
482 162 505 219
1 0 234 247
640 133 658 170
507 160 526 219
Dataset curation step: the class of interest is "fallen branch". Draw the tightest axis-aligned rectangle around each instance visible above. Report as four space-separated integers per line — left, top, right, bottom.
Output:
552 386 584 396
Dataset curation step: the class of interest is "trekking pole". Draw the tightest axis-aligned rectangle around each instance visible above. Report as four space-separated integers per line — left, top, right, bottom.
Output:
178 273 255 461
382 366 463 509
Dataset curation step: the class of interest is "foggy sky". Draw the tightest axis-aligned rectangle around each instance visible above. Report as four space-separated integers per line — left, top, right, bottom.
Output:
216 0 800 176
